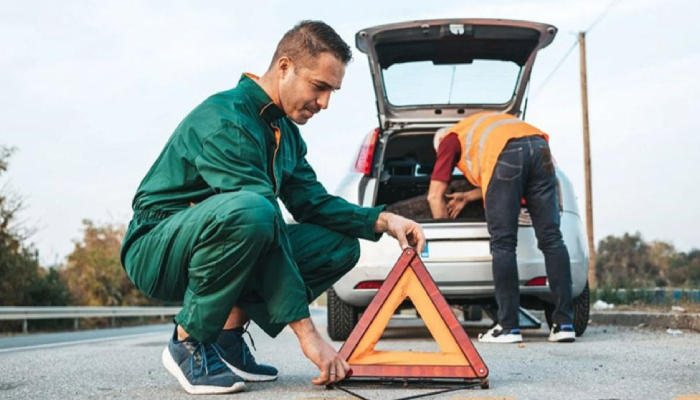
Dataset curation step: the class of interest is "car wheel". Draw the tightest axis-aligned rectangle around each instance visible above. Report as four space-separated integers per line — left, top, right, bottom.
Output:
463 305 483 322
327 287 359 341
544 281 590 337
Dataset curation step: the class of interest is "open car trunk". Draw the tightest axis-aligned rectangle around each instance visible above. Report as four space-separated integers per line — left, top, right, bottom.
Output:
375 129 486 223
357 19 557 224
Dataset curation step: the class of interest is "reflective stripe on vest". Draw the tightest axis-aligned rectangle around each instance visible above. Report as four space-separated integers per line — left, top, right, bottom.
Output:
464 112 498 183
474 118 522 178
446 112 547 195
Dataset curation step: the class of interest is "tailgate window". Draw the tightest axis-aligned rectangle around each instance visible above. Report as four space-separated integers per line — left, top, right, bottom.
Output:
383 60 521 106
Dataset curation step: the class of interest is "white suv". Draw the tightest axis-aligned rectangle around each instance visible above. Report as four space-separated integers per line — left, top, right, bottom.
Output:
328 19 590 340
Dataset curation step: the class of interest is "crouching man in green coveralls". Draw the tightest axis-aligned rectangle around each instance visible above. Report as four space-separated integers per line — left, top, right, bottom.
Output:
120 20 426 395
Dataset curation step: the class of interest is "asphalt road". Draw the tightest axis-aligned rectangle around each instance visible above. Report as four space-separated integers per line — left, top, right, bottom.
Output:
1 308 699 400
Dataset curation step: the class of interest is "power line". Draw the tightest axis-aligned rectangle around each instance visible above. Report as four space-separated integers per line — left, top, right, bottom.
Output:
587 0 621 33
532 38 578 98
531 0 621 99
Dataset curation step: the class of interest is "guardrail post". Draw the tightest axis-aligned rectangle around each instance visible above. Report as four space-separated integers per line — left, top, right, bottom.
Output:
74 318 79 330
23 319 28 334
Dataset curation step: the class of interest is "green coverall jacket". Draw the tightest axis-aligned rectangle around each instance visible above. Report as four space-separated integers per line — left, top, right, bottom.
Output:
121 74 384 342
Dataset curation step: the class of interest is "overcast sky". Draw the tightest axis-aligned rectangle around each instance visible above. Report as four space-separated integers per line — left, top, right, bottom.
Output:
1 0 699 266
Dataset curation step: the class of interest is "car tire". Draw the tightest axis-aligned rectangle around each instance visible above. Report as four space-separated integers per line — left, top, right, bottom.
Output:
463 305 483 322
544 281 590 337
327 288 359 341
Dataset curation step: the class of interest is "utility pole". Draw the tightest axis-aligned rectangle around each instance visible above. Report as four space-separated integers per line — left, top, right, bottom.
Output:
579 31 596 289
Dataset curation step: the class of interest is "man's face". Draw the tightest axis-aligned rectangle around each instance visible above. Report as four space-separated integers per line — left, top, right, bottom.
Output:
277 52 345 125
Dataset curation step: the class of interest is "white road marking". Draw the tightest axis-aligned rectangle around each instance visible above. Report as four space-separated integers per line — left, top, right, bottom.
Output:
0 331 168 354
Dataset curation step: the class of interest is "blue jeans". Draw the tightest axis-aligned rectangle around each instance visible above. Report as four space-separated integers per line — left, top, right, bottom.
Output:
485 136 573 330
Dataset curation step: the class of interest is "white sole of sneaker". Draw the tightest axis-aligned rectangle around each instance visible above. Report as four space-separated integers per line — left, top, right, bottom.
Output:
162 348 246 394
477 335 523 343
220 358 278 382
548 332 576 343
477 332 523 343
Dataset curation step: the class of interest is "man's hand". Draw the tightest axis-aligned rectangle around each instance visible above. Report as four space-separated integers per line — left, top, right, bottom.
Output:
375 212 426 254
290 318 350 385
445 192 468 219
445 188 482 219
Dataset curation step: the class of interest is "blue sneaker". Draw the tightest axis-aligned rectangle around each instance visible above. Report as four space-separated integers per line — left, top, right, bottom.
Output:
162 329 245 394
216 323 278 382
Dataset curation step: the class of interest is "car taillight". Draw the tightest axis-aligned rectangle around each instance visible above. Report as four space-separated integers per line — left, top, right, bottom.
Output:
354 128 380 176
525 277 548 286
354 280 383 289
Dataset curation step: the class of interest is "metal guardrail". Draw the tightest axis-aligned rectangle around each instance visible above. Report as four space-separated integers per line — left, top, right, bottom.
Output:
0 306 181 333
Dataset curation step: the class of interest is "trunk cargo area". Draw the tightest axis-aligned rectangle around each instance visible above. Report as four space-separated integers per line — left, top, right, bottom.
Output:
375 130 486 223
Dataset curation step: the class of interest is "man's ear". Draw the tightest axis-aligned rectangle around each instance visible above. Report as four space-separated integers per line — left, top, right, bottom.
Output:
277 56 292 79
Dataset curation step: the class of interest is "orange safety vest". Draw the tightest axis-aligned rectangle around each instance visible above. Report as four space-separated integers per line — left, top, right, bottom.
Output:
437 111 549 198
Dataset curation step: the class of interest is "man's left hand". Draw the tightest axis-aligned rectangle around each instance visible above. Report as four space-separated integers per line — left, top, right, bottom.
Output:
375 212 426 254
445 192 469 219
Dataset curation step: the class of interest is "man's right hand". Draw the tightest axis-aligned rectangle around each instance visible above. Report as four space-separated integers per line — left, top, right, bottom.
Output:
374 212 426 254
290 317 350 385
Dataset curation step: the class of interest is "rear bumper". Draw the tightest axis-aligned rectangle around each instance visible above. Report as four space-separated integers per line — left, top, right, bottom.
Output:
334 259 588 307
333 211 589 307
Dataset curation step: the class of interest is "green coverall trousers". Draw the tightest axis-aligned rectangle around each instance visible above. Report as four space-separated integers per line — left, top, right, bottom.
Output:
121 191 360 343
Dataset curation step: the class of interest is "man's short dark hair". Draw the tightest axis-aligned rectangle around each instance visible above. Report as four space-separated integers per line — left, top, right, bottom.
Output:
270 20 352 69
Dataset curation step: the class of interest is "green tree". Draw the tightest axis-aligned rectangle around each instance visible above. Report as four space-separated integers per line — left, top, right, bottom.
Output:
667 249 700 287
647 240 679 287
595 232 660 288
0 146 70 314
61 219 154 306
686 250 700 285
596 232 700 289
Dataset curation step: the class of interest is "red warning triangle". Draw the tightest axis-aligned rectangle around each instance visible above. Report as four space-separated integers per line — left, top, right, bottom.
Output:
338 248 488 380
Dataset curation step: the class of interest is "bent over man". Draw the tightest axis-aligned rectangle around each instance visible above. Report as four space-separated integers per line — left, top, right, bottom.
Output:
427 111 574 344
121 20 425 395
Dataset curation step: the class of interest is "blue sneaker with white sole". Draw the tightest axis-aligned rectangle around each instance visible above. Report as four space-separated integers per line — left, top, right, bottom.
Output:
162 328 246 394
216 323 278 382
